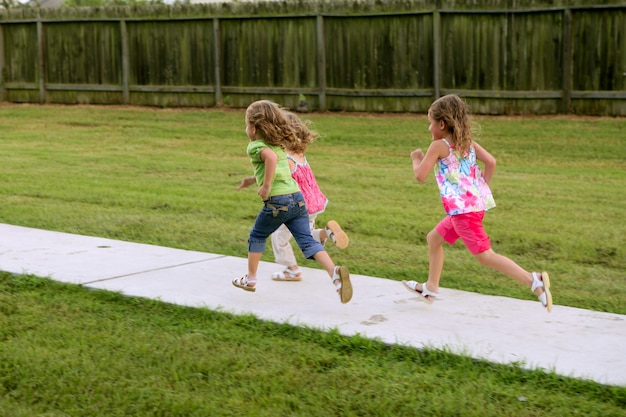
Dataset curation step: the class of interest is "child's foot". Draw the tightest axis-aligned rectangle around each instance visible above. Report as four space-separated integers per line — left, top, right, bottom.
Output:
232 275 256 292
332 266 352 303
531 271 552 312
325 220 349 249
271 267 303 281
402 280 438 304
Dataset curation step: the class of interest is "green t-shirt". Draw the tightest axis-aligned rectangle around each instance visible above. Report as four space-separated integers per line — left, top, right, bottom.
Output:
247 140 299 197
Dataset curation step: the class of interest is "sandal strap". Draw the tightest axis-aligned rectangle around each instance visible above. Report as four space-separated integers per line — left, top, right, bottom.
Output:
332 266 349 290
403 280 438 299
538 292 548 306
421 283 437 298
531 272 544 292
325 227 335 243
283 267 302 278
241 275 256 284
233 274 257 292
531 272 551 307
332 266 341 287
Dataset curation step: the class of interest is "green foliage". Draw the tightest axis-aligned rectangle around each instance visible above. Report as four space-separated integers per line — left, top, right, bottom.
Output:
62 0 184 7
1 0 30 9
0 0 172 8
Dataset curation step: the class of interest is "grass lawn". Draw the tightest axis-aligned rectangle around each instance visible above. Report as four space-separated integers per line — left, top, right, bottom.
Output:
0 104 624 415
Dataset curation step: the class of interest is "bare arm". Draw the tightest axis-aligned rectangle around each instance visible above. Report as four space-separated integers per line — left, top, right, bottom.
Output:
473 142 496 184
237 176 256 190
258 147 277 200
411 140 448 183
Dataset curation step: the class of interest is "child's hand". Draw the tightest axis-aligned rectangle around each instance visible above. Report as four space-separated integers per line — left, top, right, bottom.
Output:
237 176 255 190
411 149 424 161
258 184 271 201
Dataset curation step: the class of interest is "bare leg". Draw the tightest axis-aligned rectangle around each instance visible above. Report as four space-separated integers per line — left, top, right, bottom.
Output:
247 252 263 283
312 250 335 277
233 251 263 291
425 228 446 292
474 249 544 296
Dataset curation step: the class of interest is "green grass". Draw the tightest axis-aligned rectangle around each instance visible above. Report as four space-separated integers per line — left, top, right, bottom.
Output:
1 272 624 417
0 104 625 415
1 105 624 313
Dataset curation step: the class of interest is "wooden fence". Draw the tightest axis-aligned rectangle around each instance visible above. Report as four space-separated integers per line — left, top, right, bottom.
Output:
0 1 624 115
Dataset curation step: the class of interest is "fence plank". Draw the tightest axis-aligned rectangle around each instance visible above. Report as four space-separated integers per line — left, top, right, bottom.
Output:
212 17 222 107
37 18 44 103
120 20 129 104
0 24 4 102
562 8 573 112
316 14 326 111
432 11 441 101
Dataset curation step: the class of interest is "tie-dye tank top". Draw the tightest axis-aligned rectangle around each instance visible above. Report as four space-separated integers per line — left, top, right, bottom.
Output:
434 138 496 215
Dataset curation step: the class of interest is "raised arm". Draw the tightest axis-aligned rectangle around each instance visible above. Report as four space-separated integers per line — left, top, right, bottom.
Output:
473 142 496 184
411 139 448 183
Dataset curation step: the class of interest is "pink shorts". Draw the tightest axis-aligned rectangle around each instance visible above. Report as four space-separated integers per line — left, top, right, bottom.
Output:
435 211 491 255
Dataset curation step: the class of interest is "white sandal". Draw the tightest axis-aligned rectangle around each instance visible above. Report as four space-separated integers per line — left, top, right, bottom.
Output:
532 271 552 312
325 220 349 249
271 268 303 281
232 275 256 292
402 280 438 304
332 266 352 303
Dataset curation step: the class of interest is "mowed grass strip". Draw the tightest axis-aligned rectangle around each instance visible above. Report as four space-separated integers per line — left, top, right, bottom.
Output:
0 272 624 417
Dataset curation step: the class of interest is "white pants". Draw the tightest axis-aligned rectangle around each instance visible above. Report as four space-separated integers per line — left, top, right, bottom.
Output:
271 214 323 267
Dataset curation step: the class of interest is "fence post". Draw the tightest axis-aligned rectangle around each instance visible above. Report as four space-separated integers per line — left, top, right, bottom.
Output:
213 17 223 107
37 17 45 104
0 23 4 103
316 14 326 112
432 10 441 101
120 20 129 105
562 8 573 114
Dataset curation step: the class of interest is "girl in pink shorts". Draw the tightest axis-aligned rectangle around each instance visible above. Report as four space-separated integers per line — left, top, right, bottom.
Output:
404 94 553 312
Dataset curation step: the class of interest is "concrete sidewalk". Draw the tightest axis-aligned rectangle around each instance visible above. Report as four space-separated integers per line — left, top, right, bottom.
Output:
1 223 624 387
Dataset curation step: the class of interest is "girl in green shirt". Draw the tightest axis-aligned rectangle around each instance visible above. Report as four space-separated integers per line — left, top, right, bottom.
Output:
234 100 353 304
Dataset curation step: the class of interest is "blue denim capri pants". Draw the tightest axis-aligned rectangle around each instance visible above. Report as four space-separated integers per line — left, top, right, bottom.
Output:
248 192 324 259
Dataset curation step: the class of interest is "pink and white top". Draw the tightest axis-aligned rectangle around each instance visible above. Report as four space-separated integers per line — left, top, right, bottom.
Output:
288 154 328 215
435 139 496 216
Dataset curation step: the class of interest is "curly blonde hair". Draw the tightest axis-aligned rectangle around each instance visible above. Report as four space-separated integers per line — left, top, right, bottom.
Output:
245 100 297 149
428 94 473 156
284 111 318 154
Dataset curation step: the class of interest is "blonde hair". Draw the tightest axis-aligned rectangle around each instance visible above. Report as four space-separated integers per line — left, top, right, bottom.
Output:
245 100 297 149
428 94 473 156
284 111 318 153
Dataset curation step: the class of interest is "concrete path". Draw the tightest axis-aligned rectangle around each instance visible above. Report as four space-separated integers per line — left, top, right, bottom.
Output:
1 223 624 387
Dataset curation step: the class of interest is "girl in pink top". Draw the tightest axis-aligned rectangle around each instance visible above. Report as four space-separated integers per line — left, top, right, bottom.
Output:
270 112 349 281
405 94 553 312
